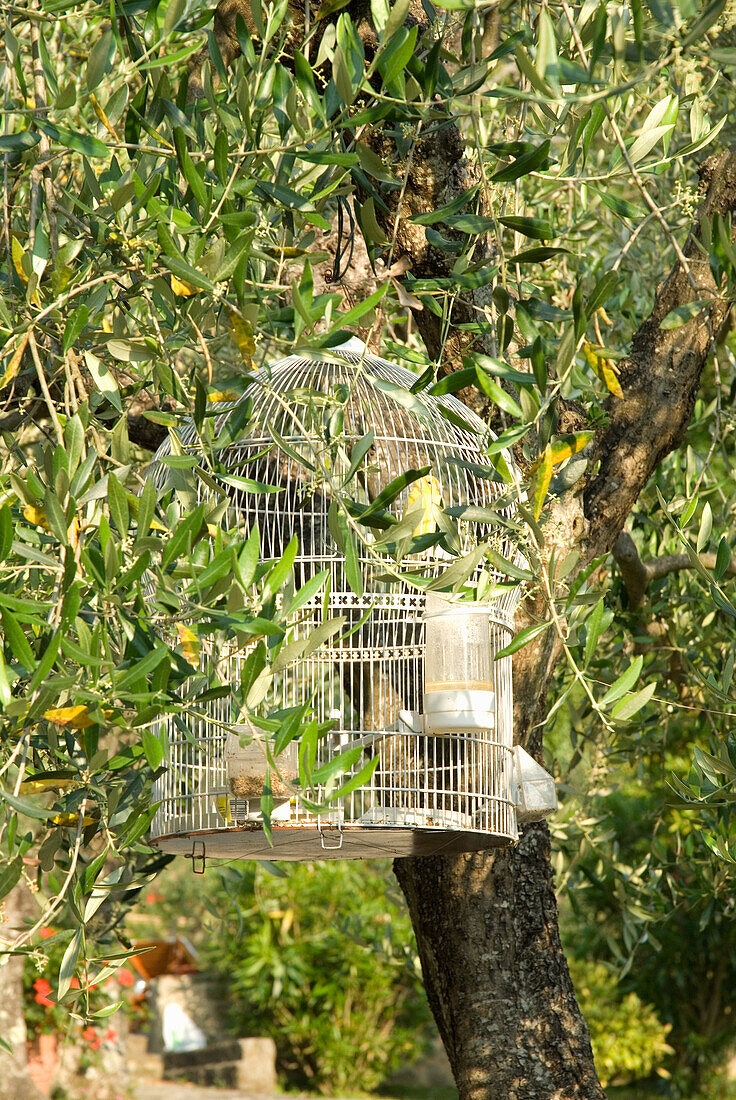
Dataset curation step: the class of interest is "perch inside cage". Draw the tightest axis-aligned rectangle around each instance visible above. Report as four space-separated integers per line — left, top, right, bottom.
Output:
144 342 555 862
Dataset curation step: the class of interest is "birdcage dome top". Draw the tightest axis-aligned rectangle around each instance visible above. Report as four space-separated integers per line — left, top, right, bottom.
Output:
242 338 501 457
148 340 521 605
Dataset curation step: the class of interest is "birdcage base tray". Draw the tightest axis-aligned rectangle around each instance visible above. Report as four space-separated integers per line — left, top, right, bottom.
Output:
151 824 514 861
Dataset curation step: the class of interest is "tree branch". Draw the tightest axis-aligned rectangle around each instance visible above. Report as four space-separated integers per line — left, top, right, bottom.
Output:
582 148 736 558
613 530 736 607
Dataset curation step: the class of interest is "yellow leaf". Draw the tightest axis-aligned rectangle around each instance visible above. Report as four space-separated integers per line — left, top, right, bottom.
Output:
1 329 32 389
406 473 442 537
529 430 595 474
207 390 239 403
549 431 594 466
228 308 256 367
90 93 120 142
54 264 73 295
281 908 294 936
12 237 28 285
582 341 623 398
177 623 200 664
533 445 553 520
51 812 96 827
43 705 93 729
263 245 308 259
20 771 76 793
24 504 49 530
171 274 198 297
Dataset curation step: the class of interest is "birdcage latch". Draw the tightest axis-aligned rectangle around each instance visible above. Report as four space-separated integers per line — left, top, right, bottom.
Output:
186 840 207 874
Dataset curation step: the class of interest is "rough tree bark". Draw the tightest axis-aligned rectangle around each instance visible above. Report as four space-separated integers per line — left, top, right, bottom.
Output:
0 884 46 1100
393 148 736 1100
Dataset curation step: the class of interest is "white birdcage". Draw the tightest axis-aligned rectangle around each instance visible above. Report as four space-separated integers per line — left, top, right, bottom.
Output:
144 342 549 864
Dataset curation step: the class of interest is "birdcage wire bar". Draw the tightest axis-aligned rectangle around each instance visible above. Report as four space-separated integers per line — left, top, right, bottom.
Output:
145 346 523 860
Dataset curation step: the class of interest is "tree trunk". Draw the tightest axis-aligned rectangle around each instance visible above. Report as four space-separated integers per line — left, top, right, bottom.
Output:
395 829 604 1100
394 147 736 1099
0 885 46 1100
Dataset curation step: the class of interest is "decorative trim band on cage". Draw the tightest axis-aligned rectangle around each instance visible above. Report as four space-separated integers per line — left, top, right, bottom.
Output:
143 342 556 862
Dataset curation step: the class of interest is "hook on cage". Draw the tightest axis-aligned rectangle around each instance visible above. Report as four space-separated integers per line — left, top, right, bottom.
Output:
186 839 207 874
319 824 344 851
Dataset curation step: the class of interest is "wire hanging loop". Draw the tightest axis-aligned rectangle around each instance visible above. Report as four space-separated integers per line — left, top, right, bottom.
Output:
326 195 356 284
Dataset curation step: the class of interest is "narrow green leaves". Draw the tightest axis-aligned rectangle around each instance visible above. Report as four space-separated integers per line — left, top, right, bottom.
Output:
37 122 107 159
697 502 713 553
162 254 216 293
0 857 22 900
610 682 657 721
495 620 551 658
584 598 606 668
490 141 551 182
58 928 83 999
0 132 40 153
599 656 644 707
475 370 523 418
1 607 36 671
161 504 205 568
0 505 11 561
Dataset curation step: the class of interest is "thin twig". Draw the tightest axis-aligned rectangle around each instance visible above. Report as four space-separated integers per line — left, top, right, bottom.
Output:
0 274 119 360
2 798 88 951
190 315 214 384
28 328 64 444
29 16 58 257
1 31 12 309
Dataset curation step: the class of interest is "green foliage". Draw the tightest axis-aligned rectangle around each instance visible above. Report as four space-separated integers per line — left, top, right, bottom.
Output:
559 764 736 1088
2 0 736 1083
22 932 131 1042
551 378 736 1086
0 425 370 1003
200 861 432 1093
568 958 672 1087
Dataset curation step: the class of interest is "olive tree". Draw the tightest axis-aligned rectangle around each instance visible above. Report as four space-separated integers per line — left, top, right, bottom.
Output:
1 0 736 1096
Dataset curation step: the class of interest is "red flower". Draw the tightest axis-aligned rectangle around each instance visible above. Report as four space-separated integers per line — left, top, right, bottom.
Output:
70 977 80 989
33 978 54 1007
104 1027 118 1043
116 968 134 988
82 1027 96 1043
39 927 55 940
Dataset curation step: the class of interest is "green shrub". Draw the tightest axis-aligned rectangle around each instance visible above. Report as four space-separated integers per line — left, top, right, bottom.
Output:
569 958 673 1087
203 861 432 1094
